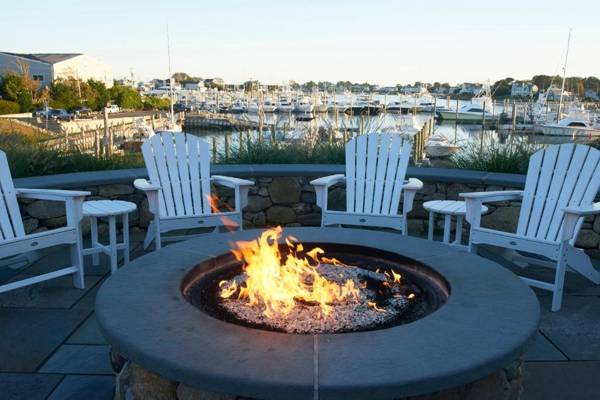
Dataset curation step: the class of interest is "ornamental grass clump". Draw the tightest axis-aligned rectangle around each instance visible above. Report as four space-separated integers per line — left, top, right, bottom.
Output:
451 138 541 174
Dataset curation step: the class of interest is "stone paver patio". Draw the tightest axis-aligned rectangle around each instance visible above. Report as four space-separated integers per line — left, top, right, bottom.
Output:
0 231 599 400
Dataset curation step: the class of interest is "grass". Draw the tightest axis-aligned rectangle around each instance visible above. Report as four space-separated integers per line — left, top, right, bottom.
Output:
219 140 345 164
450 138 540 174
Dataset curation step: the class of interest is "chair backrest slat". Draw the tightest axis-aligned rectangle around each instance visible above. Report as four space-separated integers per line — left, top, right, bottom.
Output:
0 151 25 241
517 144 600 242
175 134 194 215
345 134 411 216
141 133 212 218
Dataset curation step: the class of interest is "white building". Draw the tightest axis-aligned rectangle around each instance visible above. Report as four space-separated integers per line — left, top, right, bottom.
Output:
0 52 113 88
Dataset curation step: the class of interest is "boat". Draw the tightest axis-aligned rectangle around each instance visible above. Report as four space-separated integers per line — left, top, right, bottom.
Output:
347 95 382 116
229 100 246 114
425 136 461 158
276 96 294 113
539 109 600 137
246 101 260 114
262 98 277 113
437 84 498 122
294 97 314 113
327 99 349 113
313 97 329 113
295 113 315 122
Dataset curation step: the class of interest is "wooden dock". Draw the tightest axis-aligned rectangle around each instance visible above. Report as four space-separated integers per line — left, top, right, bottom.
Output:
184 112 261 131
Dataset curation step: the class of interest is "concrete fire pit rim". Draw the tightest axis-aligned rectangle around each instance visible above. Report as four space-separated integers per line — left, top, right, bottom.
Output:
95 227 540 400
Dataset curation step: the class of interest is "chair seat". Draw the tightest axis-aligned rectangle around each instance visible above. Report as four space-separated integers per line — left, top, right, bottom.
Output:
472 226 561 260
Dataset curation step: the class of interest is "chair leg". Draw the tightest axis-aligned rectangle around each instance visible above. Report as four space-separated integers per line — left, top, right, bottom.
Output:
155 218 161 250
90 216 99 266
427 212 434 241
443 215 451 244
71 236 85 289
143 221 156 250
108 216 118 274
123 213 130 265
551 245 568 312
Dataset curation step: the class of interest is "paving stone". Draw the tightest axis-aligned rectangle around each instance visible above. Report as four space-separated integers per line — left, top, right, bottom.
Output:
67 314 106 345
40 345 113 375
0 275 101 309
48 374 115 400
24 244 111 277
0 373 62 400
523 332 567 361
0 308 89 372
539 296 600 360
522 361 600 400
73 278 106 311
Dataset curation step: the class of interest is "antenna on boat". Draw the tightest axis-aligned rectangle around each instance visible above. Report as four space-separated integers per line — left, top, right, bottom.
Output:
167 22 175 125
557 28 572 122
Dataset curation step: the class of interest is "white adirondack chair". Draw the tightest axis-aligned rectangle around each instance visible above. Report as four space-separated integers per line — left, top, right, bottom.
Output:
134 132 253 250
0 150 89 293
462 143 600 311
311 133 422 233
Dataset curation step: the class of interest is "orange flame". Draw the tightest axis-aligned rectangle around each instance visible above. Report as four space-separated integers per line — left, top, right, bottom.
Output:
220 226 360 318
206 193 238 231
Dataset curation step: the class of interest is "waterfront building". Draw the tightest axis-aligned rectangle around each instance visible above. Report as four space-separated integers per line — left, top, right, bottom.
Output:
511 81 538 97
0 52 113 88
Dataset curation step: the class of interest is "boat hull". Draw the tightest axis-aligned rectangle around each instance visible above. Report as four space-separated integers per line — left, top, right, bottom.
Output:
437 111 499 122
539 125 600 137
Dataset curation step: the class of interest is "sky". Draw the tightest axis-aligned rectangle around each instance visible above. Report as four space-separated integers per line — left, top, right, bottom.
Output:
1 0 599 85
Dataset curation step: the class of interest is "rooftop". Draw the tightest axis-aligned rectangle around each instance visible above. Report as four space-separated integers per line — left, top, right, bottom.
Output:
0 52 82 64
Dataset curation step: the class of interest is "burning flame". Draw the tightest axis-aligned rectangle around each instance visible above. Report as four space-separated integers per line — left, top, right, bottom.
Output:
219 226 360 318
206 193 237 231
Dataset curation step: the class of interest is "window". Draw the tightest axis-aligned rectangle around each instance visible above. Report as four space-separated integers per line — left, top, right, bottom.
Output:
567 122 587 127
32 75 44 81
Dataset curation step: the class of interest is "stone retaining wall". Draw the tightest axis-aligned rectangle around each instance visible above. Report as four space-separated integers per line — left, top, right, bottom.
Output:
14 166 600 258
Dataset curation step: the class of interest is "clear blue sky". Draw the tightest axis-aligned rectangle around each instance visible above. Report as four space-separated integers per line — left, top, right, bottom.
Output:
2 0 598 85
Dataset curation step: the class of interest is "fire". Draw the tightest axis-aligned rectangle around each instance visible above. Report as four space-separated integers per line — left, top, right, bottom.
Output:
219 227 360 318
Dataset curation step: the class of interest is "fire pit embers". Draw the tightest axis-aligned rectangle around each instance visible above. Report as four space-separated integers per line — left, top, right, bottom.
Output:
184 228 446 334
219 262 417 333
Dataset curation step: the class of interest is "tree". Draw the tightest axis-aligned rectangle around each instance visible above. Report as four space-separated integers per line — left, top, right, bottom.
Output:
85 79 110 110
109 84 142 109
491 77 514 97
0 73 35 112
49 80 79 110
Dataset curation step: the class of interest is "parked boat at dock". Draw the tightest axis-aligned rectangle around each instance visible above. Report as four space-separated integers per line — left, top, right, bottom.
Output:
539 110 600 137
294 97 314 113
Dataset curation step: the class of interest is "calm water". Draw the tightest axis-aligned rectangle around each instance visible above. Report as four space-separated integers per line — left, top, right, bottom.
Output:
184 95 597 157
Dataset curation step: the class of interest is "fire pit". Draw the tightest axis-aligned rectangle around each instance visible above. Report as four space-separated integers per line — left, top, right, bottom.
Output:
96 228 539 400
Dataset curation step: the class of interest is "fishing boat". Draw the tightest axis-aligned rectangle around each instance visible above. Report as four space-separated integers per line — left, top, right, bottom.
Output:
437 84 498 122
425 135 461 158
294 97 314 113
229 100 246 113
539 109 600 137
246 101 260 114
262 98 277 113
347 95 382 116
276 96 294 113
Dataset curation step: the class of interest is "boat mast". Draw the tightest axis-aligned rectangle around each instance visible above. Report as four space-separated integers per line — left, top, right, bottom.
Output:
167 23 175 125
557 28 572 122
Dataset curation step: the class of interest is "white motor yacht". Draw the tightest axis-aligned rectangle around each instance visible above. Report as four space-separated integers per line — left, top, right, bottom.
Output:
294 97 314 113
539 108 600 137
230 100 246 114
425 135 461 158
262 98 277 113
276 96 294 113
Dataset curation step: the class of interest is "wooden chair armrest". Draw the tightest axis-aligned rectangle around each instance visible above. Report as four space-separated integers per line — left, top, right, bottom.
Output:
16 188 90 201
460 190 523 203
211 175 254 188
133 179 161 192
310 174 346 187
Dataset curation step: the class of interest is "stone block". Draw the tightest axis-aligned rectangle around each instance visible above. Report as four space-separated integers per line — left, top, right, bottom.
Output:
47 375 115 400
41 216 67 229
115 362 177 400
266 206 296 224
26 200 65 219
177 384 236 400
245 196 272 212
327 187 346 211
575 229 600 249
39 344 113 374
301 191 316 204
593 216 600 234
482 207 521 233
23 217 38 234
98 184 135 197
296 213 322 226
446 183 472 200
269 177 301 203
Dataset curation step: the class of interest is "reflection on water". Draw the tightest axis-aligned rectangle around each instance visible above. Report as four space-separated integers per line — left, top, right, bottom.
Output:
184 109 597 158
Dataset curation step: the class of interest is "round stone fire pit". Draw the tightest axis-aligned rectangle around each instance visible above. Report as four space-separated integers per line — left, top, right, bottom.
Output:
96 228 539 400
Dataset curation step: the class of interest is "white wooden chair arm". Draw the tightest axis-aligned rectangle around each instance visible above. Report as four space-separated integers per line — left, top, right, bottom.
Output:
563 202 600 216
401 178 422 216
561 202 600 242
460 190 523 203
133 179 161 192
402 178 423 191
211 176 254 212
311 174 345 210
16 188 90 201
310 174 345 187
210 175 254 188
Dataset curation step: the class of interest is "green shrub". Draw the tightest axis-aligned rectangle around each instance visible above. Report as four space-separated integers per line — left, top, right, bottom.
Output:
219 140 345 164
0 99 20 115
451 139 541 174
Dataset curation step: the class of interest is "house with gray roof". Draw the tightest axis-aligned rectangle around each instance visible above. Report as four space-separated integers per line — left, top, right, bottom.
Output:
0 52 113 88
